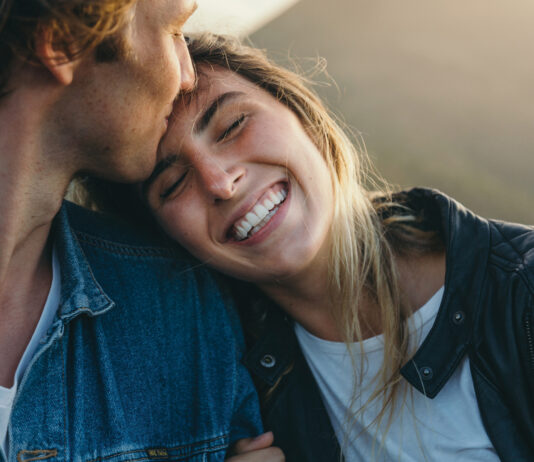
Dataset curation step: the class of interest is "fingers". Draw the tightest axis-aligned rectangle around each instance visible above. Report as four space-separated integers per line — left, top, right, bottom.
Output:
232 432 274 454
225 447 285 462
226 433 285 461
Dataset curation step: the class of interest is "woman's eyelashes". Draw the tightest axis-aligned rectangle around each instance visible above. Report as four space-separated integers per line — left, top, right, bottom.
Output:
216 114 246 142
160 170 188 199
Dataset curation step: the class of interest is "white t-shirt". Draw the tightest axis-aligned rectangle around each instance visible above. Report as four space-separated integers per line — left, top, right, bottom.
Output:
295 287 499 461
0 249 61 459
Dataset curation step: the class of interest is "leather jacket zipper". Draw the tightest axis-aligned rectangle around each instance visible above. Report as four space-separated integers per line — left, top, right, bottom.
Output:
525 313 534 375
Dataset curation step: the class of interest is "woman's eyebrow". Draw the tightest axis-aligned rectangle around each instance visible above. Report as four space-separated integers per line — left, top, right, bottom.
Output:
142 154 180 197
194 91 245 134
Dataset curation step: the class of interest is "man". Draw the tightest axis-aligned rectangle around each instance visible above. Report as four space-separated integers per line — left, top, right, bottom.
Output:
0 1 282 460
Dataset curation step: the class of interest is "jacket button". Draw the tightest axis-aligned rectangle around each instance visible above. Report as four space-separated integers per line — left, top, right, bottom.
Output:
452 311 465 325
420 366 433 380
260 354 276 368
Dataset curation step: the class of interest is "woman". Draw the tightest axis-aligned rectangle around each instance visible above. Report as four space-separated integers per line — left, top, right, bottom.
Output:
81 34 534 461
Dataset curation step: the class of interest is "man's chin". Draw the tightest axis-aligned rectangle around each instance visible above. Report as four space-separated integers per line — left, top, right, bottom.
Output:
116 151 158 184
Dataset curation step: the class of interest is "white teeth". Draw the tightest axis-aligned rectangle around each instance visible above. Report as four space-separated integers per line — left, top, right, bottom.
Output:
236 226 247 240
253 204 269 220
245 212 260 227
263 209 276 224
269 191 281 205
232 186 289 240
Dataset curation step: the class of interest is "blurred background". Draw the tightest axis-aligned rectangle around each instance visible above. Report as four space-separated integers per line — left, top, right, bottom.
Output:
186 0 534 223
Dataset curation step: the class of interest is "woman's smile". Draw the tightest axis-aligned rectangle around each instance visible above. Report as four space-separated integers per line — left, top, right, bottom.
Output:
228 182 288 243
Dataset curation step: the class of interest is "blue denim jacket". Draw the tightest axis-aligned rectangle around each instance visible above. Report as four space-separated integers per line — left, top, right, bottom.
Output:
5 202 262 462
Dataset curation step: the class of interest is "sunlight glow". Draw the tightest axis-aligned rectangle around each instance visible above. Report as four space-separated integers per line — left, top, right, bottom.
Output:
184 0 300 37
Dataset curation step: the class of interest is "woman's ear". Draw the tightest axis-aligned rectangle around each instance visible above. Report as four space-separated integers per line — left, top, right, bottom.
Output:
34 25 77 86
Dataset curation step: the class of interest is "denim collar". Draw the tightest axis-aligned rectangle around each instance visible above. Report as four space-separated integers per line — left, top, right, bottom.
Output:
52 202 115 323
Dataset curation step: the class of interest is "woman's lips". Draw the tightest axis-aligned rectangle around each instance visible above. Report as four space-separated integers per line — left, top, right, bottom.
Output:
228 183 288 241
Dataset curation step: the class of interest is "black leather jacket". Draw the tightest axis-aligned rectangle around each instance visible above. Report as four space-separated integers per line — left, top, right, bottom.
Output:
243 188 534 462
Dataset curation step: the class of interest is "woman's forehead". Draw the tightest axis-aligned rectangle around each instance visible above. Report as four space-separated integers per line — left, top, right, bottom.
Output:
179 65 256 112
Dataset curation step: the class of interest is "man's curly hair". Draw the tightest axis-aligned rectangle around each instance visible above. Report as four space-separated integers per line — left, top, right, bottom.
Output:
0 0 136 97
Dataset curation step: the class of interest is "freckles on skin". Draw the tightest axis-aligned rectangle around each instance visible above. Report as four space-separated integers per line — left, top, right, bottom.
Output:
133 52 178 103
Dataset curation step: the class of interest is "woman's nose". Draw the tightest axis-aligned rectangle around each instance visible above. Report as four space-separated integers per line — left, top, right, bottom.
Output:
196 158 245 201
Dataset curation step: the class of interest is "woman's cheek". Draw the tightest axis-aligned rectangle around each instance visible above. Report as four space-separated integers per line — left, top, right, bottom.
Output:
174 211 204 248
158 207 186 242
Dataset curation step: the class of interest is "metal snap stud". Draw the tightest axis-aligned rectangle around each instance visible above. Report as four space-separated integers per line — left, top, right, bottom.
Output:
452 310 465 325
420 366 433 380
260 354 276 368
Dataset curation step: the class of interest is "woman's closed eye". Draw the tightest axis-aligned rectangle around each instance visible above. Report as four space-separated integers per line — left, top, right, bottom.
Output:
160 170 188 199
217 114 246 142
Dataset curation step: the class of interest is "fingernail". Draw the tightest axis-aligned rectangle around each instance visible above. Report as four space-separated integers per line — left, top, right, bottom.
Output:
253 431 272 441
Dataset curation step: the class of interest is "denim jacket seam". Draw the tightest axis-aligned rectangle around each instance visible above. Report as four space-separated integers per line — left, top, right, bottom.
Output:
69 234 112 301
15 449 58 461
56 231 115 321
74 231 181 259
84 434 229 462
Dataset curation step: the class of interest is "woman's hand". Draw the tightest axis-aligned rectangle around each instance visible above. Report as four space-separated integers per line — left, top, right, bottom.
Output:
226 432 285 461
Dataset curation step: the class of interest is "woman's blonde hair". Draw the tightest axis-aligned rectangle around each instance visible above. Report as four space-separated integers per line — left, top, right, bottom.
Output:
186 33 443 455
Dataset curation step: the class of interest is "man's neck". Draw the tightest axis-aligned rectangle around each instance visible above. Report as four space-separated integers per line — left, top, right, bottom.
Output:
0 84 72 387
0 90 68 281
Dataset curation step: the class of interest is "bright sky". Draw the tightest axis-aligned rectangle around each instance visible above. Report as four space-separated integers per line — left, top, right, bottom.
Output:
184 0 300 37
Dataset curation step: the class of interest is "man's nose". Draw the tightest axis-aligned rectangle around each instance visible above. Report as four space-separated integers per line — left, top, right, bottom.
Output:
196 158 246 202
178 41 195 92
